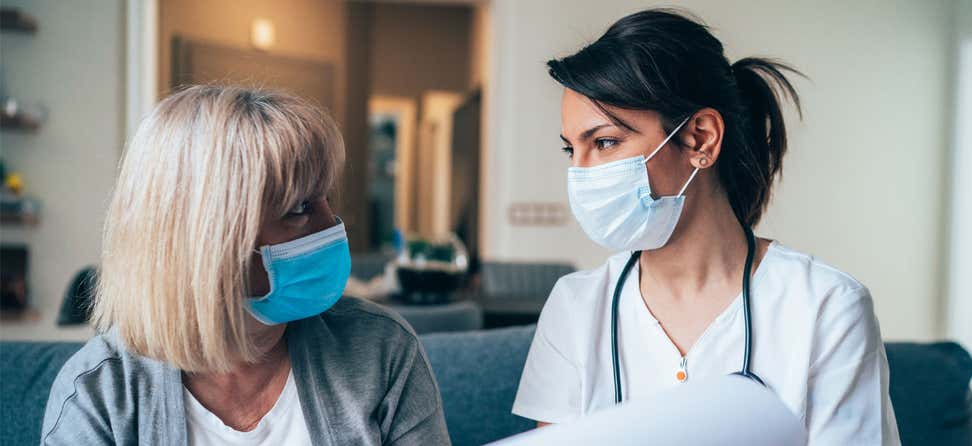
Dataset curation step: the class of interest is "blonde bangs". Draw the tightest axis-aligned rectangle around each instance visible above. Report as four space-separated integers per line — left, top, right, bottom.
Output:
256 93 344 220
92 85 345 373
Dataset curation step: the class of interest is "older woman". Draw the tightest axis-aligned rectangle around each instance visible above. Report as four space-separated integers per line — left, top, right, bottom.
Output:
41 86 450 445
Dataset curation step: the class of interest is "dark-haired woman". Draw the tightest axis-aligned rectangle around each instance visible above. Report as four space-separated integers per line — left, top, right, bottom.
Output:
512 9 899 445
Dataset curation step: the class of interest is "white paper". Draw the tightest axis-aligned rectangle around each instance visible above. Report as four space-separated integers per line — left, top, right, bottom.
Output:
492 375 807 446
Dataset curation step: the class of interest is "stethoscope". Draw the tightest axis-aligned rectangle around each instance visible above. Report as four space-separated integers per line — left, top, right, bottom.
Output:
610 225 765 405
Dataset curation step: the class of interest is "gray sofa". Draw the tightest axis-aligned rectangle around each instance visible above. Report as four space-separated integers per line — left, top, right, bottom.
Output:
2 325 970 445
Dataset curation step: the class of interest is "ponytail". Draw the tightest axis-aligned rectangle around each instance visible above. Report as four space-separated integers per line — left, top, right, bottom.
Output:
728 58 803 226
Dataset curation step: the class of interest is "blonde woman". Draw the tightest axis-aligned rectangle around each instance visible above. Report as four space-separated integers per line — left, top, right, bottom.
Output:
41 86 450 445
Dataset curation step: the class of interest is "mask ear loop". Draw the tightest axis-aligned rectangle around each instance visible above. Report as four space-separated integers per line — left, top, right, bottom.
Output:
641 115 697 197
677 167 700 197
643 115 693 163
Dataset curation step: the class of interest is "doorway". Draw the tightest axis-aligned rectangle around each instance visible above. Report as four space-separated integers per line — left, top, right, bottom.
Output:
153 0 489 259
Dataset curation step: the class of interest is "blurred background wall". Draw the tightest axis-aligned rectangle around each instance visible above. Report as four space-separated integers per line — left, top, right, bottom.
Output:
0 0 123 339
158 0 348 122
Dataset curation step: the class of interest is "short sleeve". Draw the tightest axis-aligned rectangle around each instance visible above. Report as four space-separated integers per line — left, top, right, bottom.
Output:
805 286 901 445
512 280 584 424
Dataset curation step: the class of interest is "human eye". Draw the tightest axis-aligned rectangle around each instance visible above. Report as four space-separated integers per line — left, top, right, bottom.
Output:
594 138 619 150
285 200 312 218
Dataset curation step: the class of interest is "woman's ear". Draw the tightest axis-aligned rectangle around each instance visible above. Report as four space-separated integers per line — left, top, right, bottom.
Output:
684 108 724 170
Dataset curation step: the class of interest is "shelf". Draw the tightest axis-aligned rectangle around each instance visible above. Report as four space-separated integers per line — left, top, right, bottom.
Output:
0 113 40 131
0 8 37 33
0 307 40 323
0 211 39 227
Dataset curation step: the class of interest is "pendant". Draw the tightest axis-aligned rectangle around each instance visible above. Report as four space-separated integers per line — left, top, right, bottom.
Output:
676 356 688 383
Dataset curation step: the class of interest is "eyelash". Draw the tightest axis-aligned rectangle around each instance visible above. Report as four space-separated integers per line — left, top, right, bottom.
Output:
286 200 312 218
595 138 619 150
560 137 621 158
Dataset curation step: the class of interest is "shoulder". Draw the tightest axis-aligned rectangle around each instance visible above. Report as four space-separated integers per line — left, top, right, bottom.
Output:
47 332 149 402
764 242 871 309
534 252 632 347
762 242 881 355
46 335 123 421
297 297 423 362
52 333 125 382
43 332 162 442
547 251 633 310
323 296 420 341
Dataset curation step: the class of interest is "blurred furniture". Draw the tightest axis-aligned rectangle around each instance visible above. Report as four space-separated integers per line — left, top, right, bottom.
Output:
0 245 29 315
395 235 470 305
395 267 467 305
350 252 395 281
1 8 43 133
381 300 482 334
476 261 576 328
351 252 481 333
0 326 972 446
0 8 37 33
4 328 966 445
56 266 97 326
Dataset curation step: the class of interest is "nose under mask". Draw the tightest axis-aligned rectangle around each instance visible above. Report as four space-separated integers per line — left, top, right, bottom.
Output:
245 218 351 325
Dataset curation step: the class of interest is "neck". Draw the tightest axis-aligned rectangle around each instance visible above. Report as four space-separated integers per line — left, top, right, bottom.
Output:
639 189 747 300
183 323 290 406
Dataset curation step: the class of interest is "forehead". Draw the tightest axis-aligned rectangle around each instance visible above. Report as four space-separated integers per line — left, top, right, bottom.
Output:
560 89 612 136
560 89 662 139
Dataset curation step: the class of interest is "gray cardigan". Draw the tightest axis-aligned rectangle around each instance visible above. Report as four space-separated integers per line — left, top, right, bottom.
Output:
40 298 451 445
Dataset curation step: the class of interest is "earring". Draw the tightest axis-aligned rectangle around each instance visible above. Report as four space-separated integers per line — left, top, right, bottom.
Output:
699 157 709 167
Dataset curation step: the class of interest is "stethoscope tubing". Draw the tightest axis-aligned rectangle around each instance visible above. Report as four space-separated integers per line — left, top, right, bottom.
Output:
610 226 764 405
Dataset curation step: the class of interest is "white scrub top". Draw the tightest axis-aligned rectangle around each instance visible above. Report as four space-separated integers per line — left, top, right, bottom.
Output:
512 241 901 445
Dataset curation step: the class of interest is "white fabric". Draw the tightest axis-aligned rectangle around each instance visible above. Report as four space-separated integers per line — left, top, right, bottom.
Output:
512 242 901 445
184 370 312 446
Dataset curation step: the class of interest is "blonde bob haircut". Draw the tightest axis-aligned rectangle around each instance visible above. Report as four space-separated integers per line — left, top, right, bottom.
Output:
93 85 344 373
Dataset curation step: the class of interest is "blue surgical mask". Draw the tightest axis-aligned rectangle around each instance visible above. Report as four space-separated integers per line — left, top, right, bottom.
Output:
245 218 351 325
566 117 696 251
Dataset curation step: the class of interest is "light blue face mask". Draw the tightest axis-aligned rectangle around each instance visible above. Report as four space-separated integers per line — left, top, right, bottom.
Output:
245 218 351 325
567 117 696 252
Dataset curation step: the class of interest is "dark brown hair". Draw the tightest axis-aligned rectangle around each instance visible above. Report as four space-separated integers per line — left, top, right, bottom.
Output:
548 8 802 226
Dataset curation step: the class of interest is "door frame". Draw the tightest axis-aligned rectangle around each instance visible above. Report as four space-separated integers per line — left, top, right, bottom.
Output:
368 96 418 235
125 0 159 144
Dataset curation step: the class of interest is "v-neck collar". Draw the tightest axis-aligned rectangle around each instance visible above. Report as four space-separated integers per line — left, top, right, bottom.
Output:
621 241 776 356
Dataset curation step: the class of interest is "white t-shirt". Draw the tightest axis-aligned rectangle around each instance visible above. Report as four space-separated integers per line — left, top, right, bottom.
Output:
512 241 901 445
184 370 313 446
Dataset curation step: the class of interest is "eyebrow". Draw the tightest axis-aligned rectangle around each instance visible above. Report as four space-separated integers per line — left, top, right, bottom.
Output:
560 124 613 145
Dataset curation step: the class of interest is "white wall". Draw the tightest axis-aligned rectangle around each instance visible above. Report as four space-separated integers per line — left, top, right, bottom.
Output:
482 0 956 341
0 0 123 340
947 1 972 349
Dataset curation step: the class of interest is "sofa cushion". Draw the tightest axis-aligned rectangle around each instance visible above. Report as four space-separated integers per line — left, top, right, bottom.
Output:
421 325 536 446
886 342 972 445
0 341 84 446
1 334 970 446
